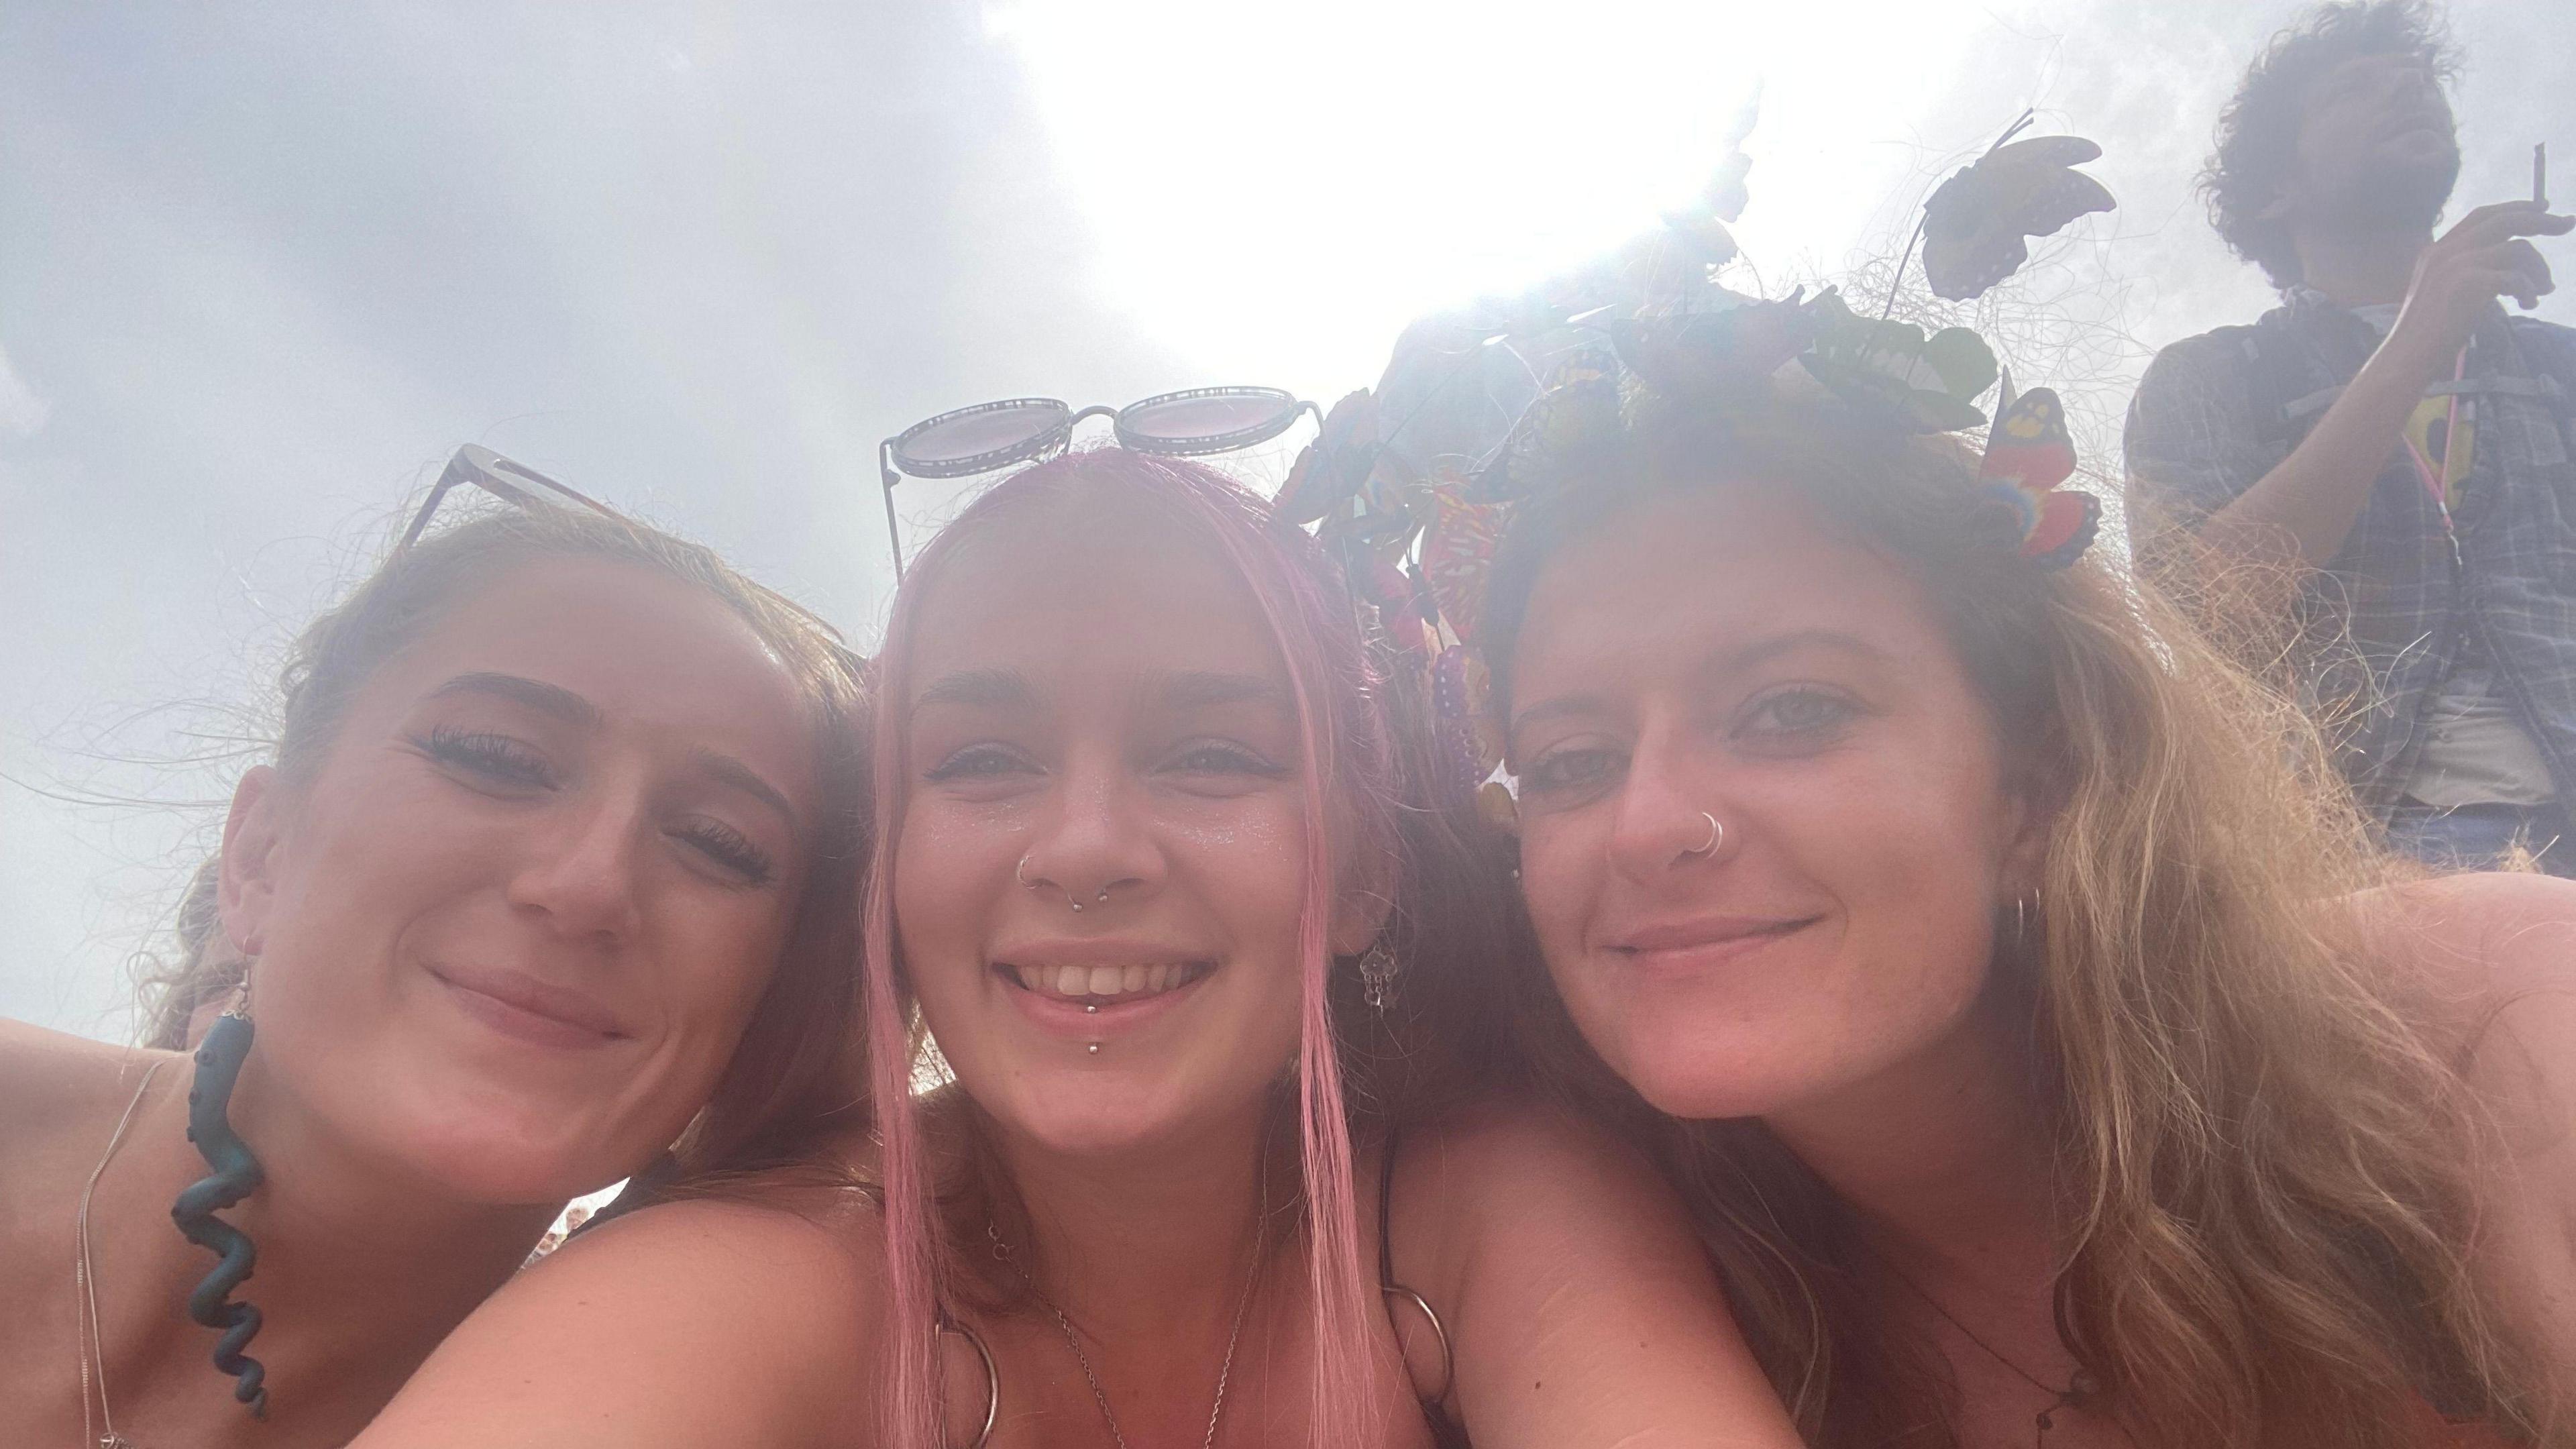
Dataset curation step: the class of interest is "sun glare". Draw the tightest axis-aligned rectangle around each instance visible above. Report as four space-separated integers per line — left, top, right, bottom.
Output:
984 0 1995 394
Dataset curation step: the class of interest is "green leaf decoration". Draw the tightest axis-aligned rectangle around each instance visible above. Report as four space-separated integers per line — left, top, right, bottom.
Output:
1797 289 1994 433
1921 327 1998 400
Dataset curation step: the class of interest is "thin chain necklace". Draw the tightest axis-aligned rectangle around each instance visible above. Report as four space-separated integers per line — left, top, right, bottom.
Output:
1874 1252 2102 1447
76 1060 166 1449
987 1206 1265 1449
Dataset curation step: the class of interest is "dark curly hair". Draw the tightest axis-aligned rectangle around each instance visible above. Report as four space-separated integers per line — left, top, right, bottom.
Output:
2200 1 2458 290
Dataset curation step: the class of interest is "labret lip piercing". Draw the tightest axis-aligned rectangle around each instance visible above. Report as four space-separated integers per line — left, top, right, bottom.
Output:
1016 855 1114 912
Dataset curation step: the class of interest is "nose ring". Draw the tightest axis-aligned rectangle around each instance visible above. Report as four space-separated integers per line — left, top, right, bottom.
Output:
1685 811 1723 858
1016 856 1116 912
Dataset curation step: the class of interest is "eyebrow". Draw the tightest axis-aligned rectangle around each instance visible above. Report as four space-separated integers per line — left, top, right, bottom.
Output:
693 748 801 832
1507 629 1892 736
910 666 1035 715
429 672 600 727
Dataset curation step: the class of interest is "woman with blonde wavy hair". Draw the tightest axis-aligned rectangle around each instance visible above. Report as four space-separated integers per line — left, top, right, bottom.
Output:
1468 362 2573 1448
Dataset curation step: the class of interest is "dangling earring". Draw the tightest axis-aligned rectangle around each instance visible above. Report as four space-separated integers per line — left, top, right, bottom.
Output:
1360 938 1399 1012
171 974 270 1417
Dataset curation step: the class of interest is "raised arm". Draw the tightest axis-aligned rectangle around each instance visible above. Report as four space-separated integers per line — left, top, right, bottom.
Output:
1392 1103 1805 1449
347 1195 883 1449
2129 202 2567 574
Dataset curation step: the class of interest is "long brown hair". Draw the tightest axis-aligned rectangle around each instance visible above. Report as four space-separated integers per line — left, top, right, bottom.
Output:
1479 382 2548 1448
136 501 872 1179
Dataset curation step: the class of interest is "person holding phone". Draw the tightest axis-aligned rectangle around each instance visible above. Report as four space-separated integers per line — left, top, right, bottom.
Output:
2125 1 2576 873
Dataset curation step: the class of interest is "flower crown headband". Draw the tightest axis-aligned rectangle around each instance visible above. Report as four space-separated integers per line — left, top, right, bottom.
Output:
1273 109 2115 825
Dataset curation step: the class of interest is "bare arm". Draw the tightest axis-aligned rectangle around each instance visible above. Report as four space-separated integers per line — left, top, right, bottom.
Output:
1396 1104 1803 1449
346 1196 883 1449
2194 203 2568 570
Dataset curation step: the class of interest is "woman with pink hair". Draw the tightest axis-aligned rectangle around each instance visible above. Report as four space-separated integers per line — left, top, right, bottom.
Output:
350 446 1803 1448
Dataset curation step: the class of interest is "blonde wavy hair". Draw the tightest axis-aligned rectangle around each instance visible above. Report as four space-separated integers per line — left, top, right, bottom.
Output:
1475 382 2551 1448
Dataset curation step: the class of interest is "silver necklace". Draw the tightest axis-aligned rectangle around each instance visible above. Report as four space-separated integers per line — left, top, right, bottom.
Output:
987 1210 1265 1449
76 1060 166 1449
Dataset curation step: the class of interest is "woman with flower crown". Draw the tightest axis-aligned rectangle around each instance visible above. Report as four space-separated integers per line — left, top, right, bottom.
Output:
1441 301 2576 1448
350 443 1807 1448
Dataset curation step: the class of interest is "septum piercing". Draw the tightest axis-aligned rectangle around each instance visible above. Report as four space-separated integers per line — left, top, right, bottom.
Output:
1686 810 1724 857
1016 856 1116 913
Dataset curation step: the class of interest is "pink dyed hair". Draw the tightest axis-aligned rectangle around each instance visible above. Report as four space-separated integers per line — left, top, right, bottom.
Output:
863 447 1409 1448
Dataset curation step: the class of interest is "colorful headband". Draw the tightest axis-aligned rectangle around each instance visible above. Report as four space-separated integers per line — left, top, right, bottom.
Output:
1277 111 2114 822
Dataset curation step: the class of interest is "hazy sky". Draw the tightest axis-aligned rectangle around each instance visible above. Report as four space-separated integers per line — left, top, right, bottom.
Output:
5 0 2569 1039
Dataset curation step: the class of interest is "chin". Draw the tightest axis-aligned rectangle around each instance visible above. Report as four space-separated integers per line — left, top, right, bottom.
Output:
1619 1049 1811 1122
965 1048 1269 1163
375 1087 663 1205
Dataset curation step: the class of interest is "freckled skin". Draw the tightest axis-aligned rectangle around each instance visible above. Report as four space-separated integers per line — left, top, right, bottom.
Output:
1507 487 2036 1124
894 508 1358 1163
231 557 824 1203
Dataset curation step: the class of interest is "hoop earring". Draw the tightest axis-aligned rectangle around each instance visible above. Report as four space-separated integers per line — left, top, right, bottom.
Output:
936 1312 1000 1448
2012 890 2040 947
1359 938 1399 1012
171 977 269 1417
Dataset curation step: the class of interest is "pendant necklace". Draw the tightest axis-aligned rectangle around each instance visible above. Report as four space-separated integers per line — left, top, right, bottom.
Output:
988 1194 1266 1449
76 1059 167 1449
1877 1254 2102 1448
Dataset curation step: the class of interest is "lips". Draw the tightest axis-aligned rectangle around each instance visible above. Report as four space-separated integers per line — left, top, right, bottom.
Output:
429 962 629 1049
1609 914 1819 959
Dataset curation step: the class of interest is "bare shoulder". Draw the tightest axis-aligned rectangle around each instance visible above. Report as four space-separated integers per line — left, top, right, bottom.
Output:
354 1191 888 1448
2347 872 2576 1008
1389 1096 1683 1291
0 1018 176 1161
1397 1095 1660 1207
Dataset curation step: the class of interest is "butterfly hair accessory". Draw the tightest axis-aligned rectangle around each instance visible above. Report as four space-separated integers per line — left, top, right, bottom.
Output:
1974 371 2100 571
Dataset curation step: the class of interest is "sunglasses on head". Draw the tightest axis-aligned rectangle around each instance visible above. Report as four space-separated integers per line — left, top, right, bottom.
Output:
400 444 857 657
876 386 1320 578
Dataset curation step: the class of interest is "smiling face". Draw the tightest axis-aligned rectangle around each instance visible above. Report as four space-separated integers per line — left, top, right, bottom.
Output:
2285 50 2459 234
892 500 1349 1161
1505 485 2037 1124
221 555 821 1203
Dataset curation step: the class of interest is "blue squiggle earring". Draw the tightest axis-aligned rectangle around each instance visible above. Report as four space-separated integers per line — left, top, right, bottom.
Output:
172 977 270 1417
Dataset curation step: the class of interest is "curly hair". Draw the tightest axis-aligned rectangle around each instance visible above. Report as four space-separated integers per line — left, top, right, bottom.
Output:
1478 381 2549 1448
2200 1 2458 290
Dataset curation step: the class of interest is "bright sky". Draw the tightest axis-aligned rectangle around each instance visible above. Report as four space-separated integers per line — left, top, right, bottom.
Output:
3 1 2569 1039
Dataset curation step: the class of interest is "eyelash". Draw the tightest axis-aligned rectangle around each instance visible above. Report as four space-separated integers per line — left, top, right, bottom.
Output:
923 744 1037 784
421 726 777 887
1517 686 1862 795
1733 686 1861 742
1165 741 1288 778
674 819 776 887
920 741 1289 784
420 724 557 789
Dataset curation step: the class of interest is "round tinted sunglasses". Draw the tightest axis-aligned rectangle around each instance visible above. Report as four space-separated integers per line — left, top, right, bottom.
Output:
876 386 1320 578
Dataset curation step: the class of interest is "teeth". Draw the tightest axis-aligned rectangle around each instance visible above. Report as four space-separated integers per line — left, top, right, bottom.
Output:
1010 963 1201 1000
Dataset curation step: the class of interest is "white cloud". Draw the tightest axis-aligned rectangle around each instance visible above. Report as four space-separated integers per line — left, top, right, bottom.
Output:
0 342 48 437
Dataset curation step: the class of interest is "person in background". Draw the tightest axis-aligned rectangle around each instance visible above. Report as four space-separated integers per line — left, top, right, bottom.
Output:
2125 0 2576 873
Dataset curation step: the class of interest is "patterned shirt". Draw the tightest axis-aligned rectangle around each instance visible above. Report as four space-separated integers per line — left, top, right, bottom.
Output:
2123 290 2576 824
